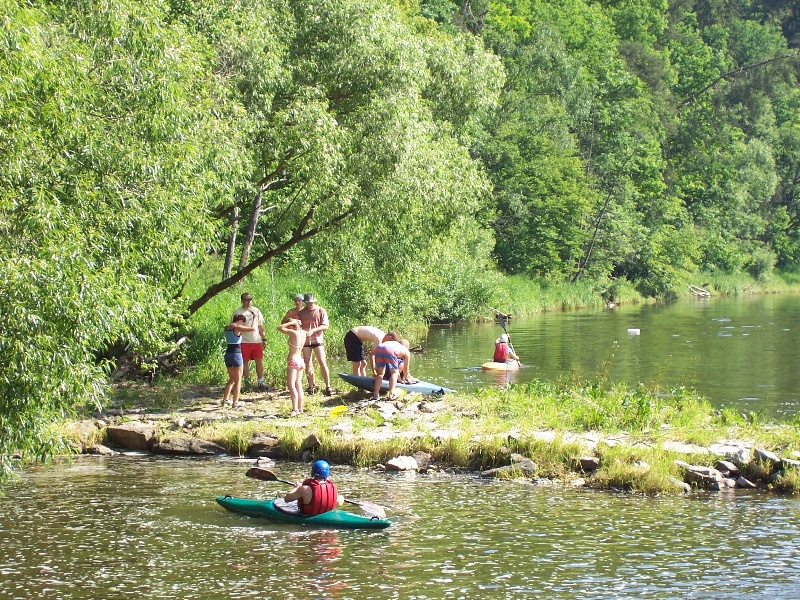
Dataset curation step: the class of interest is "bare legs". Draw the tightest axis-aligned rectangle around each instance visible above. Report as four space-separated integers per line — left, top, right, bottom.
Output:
352 359 367 376
303 345 332 391
243 357 264 385
372 367 399 399
287 365 304 414
223 365 243 406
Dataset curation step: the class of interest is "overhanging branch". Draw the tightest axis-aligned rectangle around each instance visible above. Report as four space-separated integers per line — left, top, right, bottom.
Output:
679 53 799 108
185 207 355 315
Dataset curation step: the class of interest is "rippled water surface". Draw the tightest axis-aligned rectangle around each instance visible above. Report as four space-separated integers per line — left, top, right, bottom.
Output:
384 294 800 419
2 457 800 599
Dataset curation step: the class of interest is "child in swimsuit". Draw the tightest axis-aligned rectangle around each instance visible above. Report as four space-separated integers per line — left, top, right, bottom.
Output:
278 318 308 416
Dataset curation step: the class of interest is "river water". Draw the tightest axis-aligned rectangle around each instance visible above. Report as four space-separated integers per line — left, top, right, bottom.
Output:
5 294 800 598
2 457 800 599
399 294 800 420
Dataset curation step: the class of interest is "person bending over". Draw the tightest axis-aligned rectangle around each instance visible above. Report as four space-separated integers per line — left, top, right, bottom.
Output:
370 331 415 401
344 325 386 376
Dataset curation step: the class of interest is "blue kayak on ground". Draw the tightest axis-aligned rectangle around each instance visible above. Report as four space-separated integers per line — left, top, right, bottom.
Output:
338 372 455 395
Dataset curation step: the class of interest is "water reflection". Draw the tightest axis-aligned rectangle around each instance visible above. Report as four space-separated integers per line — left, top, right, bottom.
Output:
280 530 346 599
1 457 800 598
392 295 800 419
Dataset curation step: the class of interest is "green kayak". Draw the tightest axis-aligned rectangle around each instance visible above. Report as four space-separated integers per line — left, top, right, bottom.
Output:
216 496 391 530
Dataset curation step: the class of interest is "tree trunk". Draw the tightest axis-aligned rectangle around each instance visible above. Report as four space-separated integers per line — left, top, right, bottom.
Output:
223 206 239 280
239 191 262 271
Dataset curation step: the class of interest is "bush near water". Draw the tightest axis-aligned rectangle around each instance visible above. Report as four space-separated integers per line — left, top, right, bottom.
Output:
4 0 800 481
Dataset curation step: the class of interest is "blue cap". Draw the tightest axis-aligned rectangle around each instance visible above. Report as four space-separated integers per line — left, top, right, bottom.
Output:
311 459 330 479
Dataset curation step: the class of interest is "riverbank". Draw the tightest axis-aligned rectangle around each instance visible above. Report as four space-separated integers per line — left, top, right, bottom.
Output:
53 379 800 496
179 268 800 392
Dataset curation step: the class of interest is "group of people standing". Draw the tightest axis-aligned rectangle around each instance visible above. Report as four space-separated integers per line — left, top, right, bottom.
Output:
222 291 424 414
223 291 335 413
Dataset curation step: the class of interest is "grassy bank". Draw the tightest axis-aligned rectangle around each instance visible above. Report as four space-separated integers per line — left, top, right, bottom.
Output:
59 375 800 496
177 264 800 391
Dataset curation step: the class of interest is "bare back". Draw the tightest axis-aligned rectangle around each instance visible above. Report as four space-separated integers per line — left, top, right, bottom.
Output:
351 326 386 346
278 321 307 361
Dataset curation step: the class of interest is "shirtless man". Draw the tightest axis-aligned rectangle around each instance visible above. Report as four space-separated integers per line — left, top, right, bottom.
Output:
282 294 305 324
298 292 333 395
344 326 386 376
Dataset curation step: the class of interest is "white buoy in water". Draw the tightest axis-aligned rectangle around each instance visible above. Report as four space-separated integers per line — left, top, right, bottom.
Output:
627 328 640 335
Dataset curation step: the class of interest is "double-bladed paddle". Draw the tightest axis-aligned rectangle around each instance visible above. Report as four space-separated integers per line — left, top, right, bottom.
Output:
492 308 521 366
245 466 387 519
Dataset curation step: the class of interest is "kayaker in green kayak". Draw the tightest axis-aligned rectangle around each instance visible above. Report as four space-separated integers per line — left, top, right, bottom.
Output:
283 460 345 516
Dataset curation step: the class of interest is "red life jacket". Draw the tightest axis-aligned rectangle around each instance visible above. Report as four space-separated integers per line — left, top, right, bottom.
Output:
494 342 509 362
300 478 338 516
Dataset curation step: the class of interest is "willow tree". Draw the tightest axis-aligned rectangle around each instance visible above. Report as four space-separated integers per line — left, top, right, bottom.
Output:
0 0 245 478
0 0 503 476
179 0 504 316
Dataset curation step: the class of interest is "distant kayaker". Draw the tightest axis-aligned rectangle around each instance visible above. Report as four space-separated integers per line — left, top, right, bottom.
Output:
344 326 386 376
370 332 418 401
277 318 308 416
222 314 256 408
284 460 344 516
493 334 520 365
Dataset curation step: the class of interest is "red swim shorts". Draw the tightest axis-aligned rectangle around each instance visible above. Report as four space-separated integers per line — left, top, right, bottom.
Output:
241 342 263 362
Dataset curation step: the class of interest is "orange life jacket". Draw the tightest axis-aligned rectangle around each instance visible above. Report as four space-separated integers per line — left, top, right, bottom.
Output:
494 342 509 362
300 478 338 516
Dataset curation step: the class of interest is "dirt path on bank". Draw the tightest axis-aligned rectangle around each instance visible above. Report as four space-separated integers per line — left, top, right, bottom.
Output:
107 380 367 422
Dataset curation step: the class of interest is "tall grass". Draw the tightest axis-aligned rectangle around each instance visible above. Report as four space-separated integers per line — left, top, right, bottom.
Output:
698 269 800 296
448 378 716 436
179 261 351 385
490 275 613 317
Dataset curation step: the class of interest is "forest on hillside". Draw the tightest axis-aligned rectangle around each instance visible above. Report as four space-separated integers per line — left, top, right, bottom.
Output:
1 0 799 473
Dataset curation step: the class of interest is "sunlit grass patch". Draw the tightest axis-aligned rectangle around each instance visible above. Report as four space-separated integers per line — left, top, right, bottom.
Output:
588 444 686 494
447 378 717 436
314 433 433 468
193 420 267 456
772 466 800 494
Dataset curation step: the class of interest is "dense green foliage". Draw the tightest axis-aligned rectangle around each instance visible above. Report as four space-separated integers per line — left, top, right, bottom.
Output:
468 0 800 297
2 0 800 475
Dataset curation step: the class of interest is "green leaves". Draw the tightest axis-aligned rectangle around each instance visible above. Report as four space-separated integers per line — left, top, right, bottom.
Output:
0 0 245 478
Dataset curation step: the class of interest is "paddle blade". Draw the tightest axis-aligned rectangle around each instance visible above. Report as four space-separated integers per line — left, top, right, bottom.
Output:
329 405 348 417
495 312 509 331
352 499 386 519
245 467 277 482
